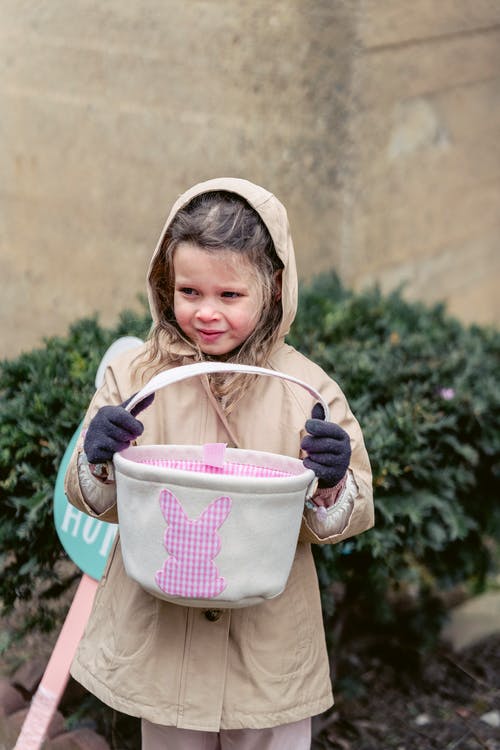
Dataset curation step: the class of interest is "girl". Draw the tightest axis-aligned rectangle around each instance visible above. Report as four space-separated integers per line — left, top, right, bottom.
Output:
65 177 373 749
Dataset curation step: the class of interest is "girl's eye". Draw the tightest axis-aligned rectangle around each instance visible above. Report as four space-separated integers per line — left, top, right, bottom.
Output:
221 291 241 299
179 287 197 296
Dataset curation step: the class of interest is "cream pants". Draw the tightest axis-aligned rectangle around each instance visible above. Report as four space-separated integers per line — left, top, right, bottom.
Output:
141 717 311 749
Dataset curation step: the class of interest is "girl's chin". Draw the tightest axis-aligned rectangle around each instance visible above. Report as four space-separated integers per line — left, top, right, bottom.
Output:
199 345 233 356
196 332 239 355
198 341 240 358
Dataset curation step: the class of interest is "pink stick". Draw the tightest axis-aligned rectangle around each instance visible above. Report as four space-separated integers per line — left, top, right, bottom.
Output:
14 574 98 750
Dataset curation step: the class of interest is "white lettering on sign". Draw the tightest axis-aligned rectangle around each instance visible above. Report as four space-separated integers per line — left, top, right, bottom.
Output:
82 517 101 544
61 504 82 537
60 503 117 558
100 525 117 557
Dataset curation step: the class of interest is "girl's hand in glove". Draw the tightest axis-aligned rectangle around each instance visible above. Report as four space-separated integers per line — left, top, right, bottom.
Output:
83 393 155 463
301 403 351 488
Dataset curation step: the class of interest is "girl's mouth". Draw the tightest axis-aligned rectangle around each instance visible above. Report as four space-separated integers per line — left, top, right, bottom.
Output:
197 329 225 343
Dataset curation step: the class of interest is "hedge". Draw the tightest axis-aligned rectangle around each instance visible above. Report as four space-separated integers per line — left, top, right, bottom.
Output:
1 275 499 647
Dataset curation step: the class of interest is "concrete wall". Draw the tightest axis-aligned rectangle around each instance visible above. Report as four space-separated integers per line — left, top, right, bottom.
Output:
1 1 499 359
345 0 500 323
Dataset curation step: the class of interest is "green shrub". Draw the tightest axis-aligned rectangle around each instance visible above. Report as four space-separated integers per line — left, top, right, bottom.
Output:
288 274 500 644
0 275 499 645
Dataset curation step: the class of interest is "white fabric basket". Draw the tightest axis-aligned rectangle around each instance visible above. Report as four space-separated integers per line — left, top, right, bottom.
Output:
113 362 329 608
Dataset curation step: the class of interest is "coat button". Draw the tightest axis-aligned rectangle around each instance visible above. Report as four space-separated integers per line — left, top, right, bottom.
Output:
204 609 222 622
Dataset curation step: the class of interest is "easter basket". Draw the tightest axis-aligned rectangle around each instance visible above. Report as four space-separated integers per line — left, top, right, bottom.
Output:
113 362 329 608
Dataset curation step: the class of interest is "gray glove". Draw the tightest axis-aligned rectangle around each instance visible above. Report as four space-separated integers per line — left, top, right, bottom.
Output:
83 393 154 463
301 403 351 488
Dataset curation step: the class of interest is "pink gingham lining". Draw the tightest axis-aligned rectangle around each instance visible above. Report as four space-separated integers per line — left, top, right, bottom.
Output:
139 457 292 478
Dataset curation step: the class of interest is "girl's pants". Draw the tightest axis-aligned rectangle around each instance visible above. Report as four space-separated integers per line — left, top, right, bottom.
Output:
141 717 311 749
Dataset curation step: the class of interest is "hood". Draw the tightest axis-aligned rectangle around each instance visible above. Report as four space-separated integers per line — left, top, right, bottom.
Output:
146 177 298 340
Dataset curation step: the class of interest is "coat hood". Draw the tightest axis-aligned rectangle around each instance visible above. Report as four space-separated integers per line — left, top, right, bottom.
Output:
146 177 298 339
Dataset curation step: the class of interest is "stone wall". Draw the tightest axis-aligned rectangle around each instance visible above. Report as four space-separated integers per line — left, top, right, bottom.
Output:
1 1 499 359
344 0 500 325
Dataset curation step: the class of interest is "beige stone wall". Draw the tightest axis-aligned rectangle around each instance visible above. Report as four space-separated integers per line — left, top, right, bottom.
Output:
1 1 499 360
344 0 500 324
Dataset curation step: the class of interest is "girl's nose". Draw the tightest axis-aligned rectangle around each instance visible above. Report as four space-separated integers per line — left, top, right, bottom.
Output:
196 303 220 321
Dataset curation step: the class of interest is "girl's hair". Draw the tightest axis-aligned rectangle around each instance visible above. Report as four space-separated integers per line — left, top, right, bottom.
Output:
137 191 284 411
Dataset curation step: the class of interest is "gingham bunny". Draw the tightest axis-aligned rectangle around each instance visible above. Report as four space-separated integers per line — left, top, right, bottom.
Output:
155 489 232 599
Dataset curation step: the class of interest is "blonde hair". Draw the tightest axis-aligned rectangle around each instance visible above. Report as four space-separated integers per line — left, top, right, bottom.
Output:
138 191 284 411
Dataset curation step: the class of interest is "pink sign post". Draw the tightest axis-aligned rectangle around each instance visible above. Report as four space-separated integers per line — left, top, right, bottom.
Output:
13 575 98 749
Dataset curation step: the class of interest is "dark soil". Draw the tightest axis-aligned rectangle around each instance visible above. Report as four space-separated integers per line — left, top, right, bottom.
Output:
312 633 500 750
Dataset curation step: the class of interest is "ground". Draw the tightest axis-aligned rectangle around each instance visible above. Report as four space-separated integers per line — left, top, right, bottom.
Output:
312 633 500 750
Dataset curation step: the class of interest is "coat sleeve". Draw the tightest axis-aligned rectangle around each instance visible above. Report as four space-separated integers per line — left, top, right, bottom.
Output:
64 363 125 525
298 372 374 546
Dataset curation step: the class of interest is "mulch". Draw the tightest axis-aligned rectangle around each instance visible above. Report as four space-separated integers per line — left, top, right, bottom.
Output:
312 633 500 749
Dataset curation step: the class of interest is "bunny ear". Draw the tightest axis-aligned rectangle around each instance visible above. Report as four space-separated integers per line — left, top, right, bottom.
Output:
159 489 186 525
200 495 232 530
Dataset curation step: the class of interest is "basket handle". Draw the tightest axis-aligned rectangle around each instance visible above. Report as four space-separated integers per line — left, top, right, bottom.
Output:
125 361 330 420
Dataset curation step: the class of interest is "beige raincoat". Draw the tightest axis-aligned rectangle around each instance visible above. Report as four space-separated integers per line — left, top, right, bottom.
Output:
65 178 373 731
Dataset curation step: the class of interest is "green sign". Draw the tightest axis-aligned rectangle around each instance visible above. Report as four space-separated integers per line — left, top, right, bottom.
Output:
53 422 117 581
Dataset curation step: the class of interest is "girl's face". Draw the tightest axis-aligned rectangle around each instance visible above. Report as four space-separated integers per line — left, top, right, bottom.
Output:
173 242 263 356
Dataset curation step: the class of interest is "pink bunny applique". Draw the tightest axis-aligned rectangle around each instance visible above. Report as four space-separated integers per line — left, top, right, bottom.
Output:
155 489 232 599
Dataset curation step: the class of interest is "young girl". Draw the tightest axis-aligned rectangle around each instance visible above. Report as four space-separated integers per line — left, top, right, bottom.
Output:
65 177 373 750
